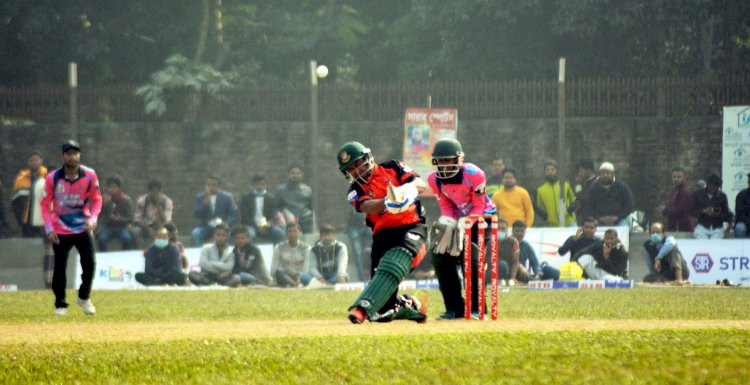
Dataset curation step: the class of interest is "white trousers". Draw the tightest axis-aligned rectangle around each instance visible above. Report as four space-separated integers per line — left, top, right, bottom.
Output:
577 254 623 281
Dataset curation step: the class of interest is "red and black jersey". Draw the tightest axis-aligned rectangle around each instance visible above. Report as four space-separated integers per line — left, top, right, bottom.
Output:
346 160 423 234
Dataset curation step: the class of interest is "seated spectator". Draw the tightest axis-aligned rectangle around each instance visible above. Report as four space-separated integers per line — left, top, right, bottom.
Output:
188 224 240 287
492 168 534 227
584 162 634 227
574 229 628 281
733 172 750 238
131 180 174 247
191 176 238 246
134 227 187 286
510 220 544 282
96 175 135 251
270 223 312 287
11 150 53 287
275 165 314 234
643 222 689 284
495 218 521 285
657 167 695 232
558 217 601 261
231 225 271 286
240 174 285 244
163 222 188 271
691 173 733 239
485 158 505 197
346 206 371 282
535 160 577 227
301 224 349 286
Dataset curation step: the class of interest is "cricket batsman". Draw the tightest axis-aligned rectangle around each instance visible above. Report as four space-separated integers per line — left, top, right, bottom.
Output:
337 141 429 324
427 138 497 320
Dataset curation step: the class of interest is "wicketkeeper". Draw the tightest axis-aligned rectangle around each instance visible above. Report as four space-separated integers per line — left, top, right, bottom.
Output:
427 138 497 320
337 141 429 324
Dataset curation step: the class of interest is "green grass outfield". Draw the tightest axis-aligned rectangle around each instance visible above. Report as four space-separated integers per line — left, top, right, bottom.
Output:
1 287 749 384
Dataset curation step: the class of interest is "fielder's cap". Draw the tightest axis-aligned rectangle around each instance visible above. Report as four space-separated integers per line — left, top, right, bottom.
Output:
599 162 615 172
62 140 81 153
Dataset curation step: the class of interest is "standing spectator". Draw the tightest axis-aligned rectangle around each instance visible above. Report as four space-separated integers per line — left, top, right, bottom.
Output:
240 174 285 244
535 160 577 227
96 175 135 251
585 162 634 227
733 172 750 238
41 140 103 316
275 165 314 234
131 180 174 247
573 159 598 225
302 224 349 285
134 227 186 286
346 206 371 282
485 158 506 197
270 223 311 287
691 173 733 239
492 168 534 227
191 176 238 246
231 225 271 286
187 223 240 287
12 151 53 287
643 222 689 284
658 167 695 232
574 229 628 281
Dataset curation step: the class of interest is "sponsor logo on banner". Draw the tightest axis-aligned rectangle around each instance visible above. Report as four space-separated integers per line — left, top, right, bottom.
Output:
580 280 605 289
99 266 135 282
719 256 750 271
529 280 553 290
738 107 750 128
691 253 714 273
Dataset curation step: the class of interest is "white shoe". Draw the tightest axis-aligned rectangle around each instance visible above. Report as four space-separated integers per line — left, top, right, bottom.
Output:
77 298 96 315
54 307 68 316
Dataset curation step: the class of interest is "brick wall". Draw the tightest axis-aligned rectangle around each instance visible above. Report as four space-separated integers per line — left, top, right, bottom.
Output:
0 116 720 236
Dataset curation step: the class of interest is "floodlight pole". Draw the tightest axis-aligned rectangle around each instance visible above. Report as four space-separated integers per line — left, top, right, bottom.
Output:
69 62 78 140
557 58 566 227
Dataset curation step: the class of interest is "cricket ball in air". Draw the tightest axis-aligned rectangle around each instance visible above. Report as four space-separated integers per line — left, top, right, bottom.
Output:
316 65 329 79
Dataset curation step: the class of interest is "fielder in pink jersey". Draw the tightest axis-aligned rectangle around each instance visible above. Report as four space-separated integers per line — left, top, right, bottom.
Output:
41 140 103 316
427 138 496 320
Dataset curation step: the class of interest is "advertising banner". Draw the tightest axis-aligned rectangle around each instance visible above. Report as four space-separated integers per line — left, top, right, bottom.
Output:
403 108 458 194
77 244 274 290
679 240 750 286
722 106 750 213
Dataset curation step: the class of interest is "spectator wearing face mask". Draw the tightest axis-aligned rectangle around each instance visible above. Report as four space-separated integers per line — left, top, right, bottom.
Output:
301 224 349 285
495 217 521 285
642 222 688 284
135 227 187 286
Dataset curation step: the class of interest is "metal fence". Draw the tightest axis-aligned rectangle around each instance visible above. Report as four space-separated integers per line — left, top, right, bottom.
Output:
2 75 749 123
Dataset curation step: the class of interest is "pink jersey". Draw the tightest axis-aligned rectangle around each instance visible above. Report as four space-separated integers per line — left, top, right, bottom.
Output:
41 166 103 235
427 162 496 220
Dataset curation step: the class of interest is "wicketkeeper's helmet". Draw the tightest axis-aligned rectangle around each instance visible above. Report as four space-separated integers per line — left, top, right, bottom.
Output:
431 138 464 179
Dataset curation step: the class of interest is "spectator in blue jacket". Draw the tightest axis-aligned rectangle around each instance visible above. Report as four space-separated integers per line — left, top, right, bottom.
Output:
191 176 238 246
135 227 186 286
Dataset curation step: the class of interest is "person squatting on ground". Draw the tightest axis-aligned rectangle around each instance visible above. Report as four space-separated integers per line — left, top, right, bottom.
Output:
231 224 271 286
337 141 429 324
574 229 629 281
41 140 103 316
188 223 241 287
427 138 497 320
642 222 689 284
301 224 349 286
135 227 186 286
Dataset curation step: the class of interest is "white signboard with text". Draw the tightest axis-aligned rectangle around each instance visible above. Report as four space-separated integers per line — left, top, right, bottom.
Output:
722 106 750 213
678 240 749 286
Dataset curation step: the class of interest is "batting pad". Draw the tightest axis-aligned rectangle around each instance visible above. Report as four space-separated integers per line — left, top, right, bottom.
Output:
351 247 412 318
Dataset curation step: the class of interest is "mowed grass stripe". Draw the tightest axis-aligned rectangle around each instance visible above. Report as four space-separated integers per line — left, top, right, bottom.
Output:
3 319 750 345
1 330 749 385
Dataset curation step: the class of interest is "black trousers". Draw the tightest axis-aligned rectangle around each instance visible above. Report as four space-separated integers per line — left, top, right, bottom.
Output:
52 232 96 308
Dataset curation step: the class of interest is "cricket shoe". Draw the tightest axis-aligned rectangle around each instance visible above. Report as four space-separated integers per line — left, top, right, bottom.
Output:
436 311 457 320
54 307 68 316
348 307 367 324
77 298 96 315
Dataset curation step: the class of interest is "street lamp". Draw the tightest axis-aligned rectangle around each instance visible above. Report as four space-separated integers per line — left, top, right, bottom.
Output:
309 60 328 232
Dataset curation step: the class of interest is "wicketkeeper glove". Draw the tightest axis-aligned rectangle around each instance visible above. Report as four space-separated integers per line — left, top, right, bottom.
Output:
384 183 419 214
431 216 457 254
448 219 466 257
